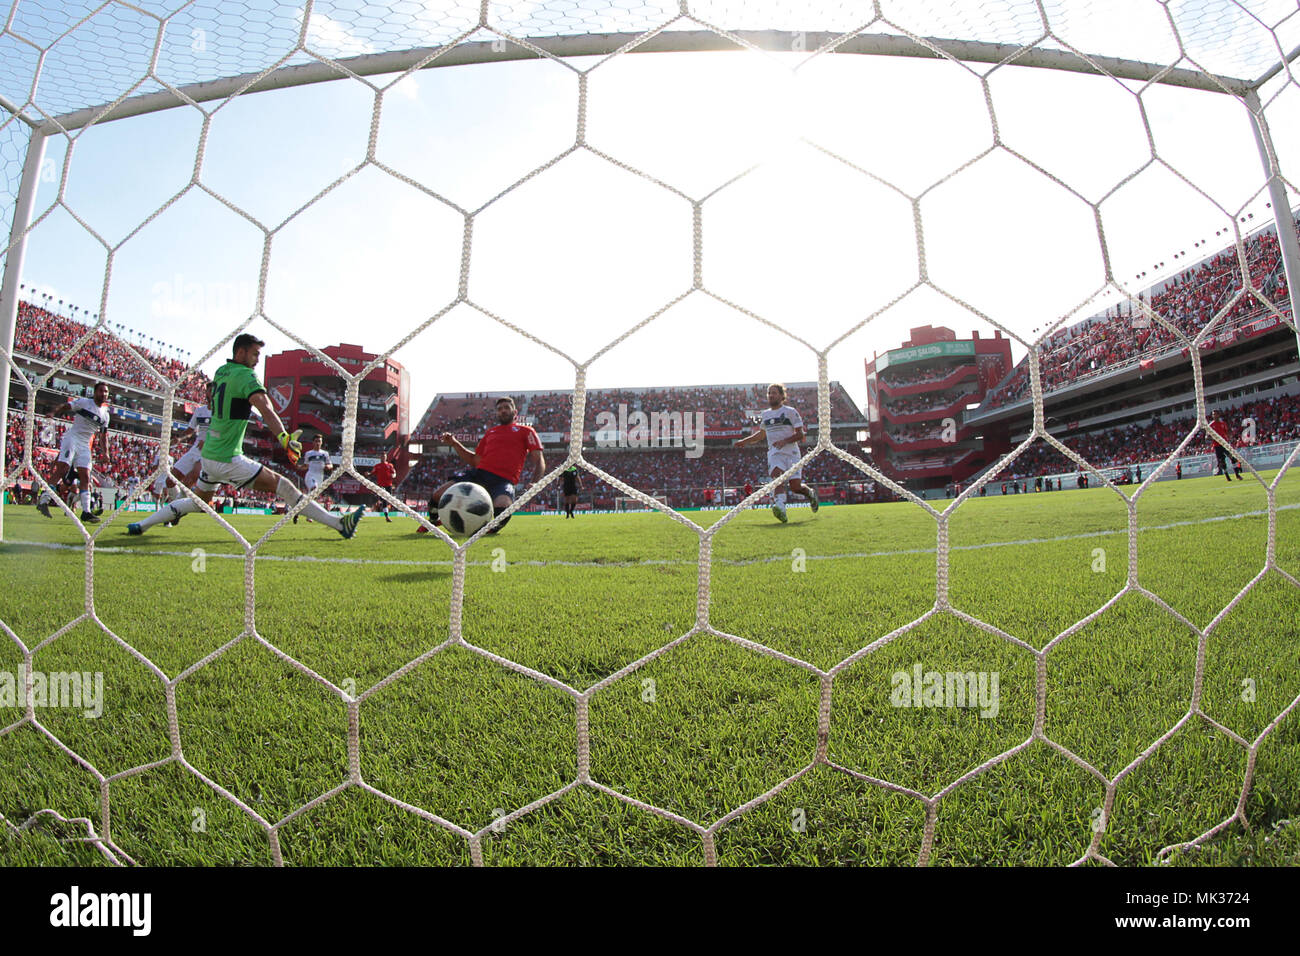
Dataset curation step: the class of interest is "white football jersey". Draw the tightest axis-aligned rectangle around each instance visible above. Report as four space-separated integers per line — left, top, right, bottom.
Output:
303 449 331 481
184 405 213 445
759 404 804 449
65 396 109 445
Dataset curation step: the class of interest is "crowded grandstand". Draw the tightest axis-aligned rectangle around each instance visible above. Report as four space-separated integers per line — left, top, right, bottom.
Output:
6 209 1300 513
403 383 876 510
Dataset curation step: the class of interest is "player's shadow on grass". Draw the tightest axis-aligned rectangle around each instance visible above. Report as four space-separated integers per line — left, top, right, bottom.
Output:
376 569 452 583
749 517 819 530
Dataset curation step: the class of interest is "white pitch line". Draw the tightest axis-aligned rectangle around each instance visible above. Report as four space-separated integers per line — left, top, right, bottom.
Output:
6 503 1297 570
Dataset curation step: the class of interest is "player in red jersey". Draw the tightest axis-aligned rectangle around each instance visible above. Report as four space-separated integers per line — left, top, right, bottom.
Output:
372 456 397 522
419 396 545 534
1209 411 1242 482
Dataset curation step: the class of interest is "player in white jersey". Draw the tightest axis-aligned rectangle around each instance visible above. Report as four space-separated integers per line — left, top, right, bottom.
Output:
150 404 212 524
294 434 332 524
37 382 110 523
734 383 819 523
150 402 261 526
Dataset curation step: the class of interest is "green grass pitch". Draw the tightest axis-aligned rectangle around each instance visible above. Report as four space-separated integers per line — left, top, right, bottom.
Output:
2 470 1299 866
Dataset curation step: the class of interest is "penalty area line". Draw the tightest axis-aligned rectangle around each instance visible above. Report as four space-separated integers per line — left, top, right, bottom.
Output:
6 502 1296 569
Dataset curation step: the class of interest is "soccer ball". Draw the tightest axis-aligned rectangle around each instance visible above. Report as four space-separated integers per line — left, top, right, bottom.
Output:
436 481 494 536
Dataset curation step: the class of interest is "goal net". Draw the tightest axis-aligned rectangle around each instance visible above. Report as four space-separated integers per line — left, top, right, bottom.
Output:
2 0 1299 868
615 495 670 512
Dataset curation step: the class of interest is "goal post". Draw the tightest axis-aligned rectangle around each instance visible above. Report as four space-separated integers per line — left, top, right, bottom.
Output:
0 126 47 542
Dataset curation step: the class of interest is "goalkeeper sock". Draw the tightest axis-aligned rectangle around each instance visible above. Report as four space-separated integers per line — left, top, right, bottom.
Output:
776 492 787 506
79 490 91 513
136 497 201 530
277 476 342 531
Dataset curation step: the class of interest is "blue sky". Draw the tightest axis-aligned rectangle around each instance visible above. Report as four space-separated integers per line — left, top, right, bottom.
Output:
6 3 1297 419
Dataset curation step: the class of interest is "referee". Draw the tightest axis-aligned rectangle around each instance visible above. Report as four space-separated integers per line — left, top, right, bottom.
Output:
562 465 581 518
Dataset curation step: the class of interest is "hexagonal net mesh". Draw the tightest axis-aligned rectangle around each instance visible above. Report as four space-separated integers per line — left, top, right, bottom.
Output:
1 0 1299 866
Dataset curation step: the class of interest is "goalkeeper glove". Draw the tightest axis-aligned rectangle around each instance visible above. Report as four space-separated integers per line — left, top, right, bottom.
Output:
278 429 303 465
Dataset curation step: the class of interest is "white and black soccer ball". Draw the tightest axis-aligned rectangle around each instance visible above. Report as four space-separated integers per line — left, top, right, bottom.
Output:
436 481 494 536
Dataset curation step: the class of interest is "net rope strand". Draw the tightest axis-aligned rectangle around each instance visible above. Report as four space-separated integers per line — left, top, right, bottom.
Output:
0 1 1298 867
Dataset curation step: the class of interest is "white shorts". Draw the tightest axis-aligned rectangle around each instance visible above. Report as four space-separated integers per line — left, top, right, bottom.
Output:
767 445 802 480
154 447 203 494
196 455 264 493
304 474 324 492
57 437 93 470
175 445 203 476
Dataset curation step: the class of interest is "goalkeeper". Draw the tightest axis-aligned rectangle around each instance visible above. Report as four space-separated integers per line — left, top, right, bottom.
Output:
128 333 362 538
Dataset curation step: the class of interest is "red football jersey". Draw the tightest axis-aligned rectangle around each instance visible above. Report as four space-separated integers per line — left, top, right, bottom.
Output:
1210 419 1231 442
373 460 395 487
476 423 542 484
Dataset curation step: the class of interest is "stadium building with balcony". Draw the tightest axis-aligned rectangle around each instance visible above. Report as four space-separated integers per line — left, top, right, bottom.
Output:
263 343 411 489
865 325 1013 495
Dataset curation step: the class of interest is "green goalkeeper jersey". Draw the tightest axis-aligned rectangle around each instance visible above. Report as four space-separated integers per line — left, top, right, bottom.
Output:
203 361 266 463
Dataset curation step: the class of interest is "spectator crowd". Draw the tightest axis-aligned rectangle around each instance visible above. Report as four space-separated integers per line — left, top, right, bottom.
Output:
15 301 212 404
878 362 969 390
414 383 863 438
400 441 879 510
989 392 1300 482
984 226 1292 410
882 388 977 418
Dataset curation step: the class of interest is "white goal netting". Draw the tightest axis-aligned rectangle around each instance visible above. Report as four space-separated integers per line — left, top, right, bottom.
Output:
2 0 1300 866
615 494 670 512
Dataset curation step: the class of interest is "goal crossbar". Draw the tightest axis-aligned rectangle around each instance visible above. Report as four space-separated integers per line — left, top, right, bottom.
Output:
26 30 1266 137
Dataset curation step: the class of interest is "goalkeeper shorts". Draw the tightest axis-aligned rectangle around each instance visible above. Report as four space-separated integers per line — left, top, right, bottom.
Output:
196 455 264 492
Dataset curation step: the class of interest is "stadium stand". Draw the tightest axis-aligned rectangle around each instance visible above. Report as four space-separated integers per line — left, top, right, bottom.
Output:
15 301 211 403
883 389 978 416
982 224 1292 410
412 393 528 439
416 382 864 438
401 381 872 510
399 442 879 510
8 413 161 490
879 362 970 389
989 392 1300 481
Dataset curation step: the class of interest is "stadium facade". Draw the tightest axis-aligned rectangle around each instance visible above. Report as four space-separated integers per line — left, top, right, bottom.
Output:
264 343 411 490
864 325 1014 494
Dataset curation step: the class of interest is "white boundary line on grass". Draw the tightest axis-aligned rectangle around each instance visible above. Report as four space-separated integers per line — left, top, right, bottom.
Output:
9 502 1299 569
